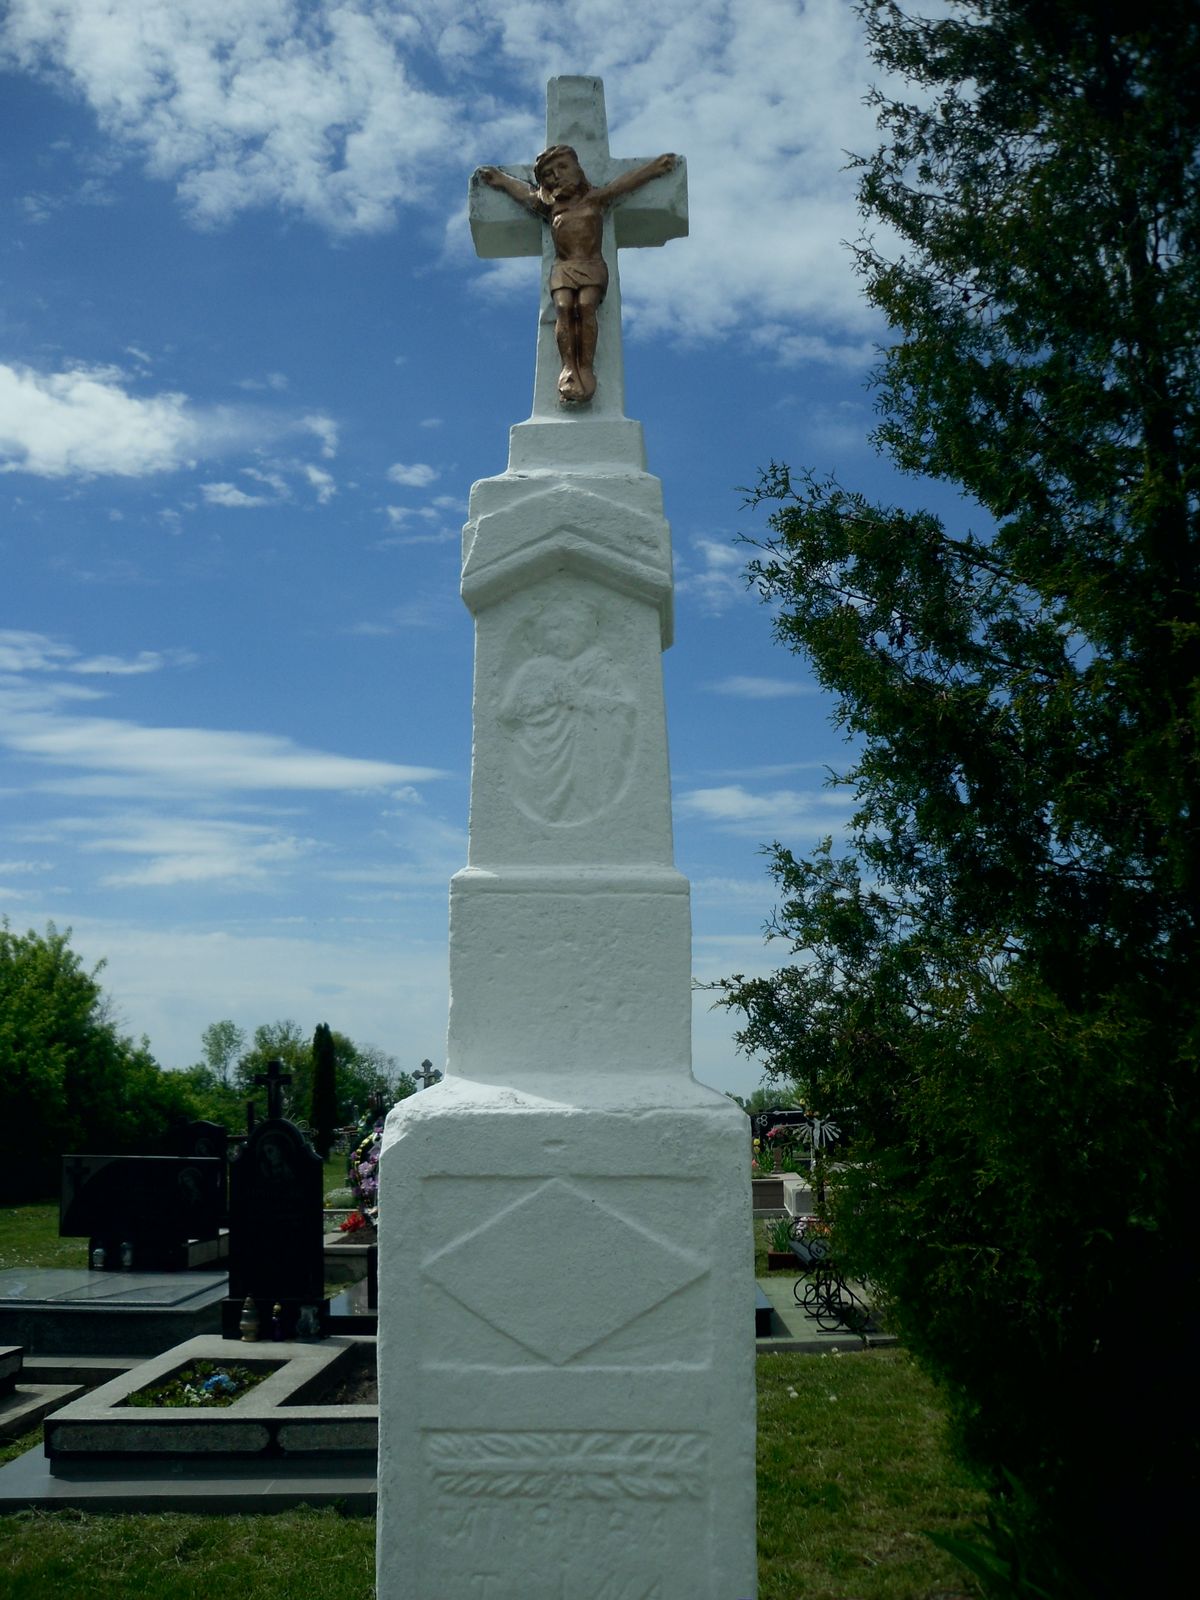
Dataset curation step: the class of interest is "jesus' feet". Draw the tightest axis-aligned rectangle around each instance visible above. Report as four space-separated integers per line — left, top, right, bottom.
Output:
557 363 596 405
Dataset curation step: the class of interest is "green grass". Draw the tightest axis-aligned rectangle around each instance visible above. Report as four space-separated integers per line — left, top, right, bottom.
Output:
0 1154 352 1275
0 1204 86 1272
0 1505 376 1600
0 1349 982 1599
757 1348 982 1598
2 1196 981 1596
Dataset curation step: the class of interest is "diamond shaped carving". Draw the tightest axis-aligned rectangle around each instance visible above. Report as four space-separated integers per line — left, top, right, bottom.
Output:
423 1179 705 1365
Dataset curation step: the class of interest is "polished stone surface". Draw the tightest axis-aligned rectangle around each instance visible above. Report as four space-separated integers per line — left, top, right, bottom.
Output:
0 1269 225 1306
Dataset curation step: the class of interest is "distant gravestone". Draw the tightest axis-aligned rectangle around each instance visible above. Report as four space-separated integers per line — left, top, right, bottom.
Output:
223 1061 327 1339
164 1119 231 1221
751 1107 811 1145
60 1154 222 1271
167 1118 230 1164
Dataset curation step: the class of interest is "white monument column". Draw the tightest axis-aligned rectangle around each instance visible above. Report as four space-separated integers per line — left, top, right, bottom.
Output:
377 77 757 1600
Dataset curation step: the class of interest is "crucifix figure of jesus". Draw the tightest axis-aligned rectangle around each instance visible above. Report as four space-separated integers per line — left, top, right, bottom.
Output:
478 146 676 404
470 77 687 413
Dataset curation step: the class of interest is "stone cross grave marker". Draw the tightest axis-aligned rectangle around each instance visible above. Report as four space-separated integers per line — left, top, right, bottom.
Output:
376 77 756 1600
254 1058 292 1120
470 74 687 419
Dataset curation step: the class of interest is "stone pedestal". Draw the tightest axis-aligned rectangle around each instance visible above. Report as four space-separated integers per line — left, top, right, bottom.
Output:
376 76 756 1600
377 1080 754 1600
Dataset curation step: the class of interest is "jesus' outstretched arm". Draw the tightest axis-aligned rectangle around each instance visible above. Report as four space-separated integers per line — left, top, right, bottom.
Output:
477 166 546 215
590 153 677 207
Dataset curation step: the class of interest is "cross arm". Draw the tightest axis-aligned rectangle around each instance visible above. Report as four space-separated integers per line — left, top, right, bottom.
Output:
470 165 543 259
608 155 689 249
591 153 677 208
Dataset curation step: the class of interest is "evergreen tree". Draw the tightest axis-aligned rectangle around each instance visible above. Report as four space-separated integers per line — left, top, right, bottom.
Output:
310 1020 337 1159
721 3 1199 1592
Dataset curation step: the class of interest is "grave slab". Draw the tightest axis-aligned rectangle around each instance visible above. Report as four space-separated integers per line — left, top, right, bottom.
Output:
0 1446 375 1515
43 1333 377 1464
0 1269 227 1355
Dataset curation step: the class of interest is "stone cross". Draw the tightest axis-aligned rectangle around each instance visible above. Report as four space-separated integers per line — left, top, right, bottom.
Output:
254 1059 291 1121
469 76 687 420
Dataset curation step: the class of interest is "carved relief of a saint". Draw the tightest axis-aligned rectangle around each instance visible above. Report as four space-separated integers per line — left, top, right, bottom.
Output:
499 597 636 826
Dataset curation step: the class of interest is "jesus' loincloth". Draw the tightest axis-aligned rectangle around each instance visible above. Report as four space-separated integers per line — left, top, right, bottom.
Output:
549 257 609 295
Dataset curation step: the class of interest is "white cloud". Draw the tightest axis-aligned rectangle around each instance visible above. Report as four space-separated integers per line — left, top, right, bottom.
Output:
677 782 852 838
30 917 451 1072
0 361 338 481
1 709 444 795
0 362 198 477
303 413 339 457
387 461 439 488
304 464 336 503
61 814 317 888
709 675 817 699
201 481 273 508
0 646 447 795
0 630 190 678
0 1 901 354
238 371 290 391
676 535 748 616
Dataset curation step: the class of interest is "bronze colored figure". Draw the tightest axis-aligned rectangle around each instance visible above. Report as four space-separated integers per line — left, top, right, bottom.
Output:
478 146 677 405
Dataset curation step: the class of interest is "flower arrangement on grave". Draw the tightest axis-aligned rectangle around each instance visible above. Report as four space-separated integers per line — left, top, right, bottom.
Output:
793 1213 830 1240
123 1360 271 1409
347 1119 384 1225
750 1136 776 1176
339 1209 370 1234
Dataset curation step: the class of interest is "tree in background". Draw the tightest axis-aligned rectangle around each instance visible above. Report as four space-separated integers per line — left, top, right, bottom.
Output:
0 922 195 1200
310 1021 337 1158
234 1020 311 1115
721 3 1198 1593
199 1019 244 1088
227 1017 415 1128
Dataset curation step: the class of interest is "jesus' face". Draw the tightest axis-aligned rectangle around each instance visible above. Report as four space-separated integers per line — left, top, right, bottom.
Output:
538 148 586 200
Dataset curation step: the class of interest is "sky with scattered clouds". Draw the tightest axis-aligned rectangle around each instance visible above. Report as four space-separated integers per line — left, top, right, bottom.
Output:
1 1 959 1099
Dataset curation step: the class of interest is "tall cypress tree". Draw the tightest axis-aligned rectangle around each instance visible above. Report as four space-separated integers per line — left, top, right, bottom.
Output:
723 3 1199 1592
309 1021 338 1160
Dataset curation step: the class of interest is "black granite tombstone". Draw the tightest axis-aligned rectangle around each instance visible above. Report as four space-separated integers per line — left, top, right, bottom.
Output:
60 1154 223 1271
164 1119 230 1222
750 1107 813 1155
223 1064 328 1339
166 1118 230 1164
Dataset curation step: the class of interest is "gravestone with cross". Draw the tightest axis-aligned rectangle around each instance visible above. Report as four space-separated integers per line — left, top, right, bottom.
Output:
222 1059 327 1339
376 78 755 1600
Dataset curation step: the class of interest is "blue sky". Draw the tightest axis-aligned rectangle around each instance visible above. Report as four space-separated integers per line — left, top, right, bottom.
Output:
0 1 953 1098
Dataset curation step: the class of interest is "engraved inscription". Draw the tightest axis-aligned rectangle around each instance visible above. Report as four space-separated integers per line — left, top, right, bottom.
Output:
498 593 635 826
426 1437 696 1598
427 1430 707 1500
464 1577 661 1600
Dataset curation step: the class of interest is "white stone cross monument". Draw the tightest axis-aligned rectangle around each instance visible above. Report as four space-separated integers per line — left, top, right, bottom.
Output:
376 77 757 1600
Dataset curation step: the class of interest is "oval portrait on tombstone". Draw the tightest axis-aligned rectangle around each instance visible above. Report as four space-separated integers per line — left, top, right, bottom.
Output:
498 588 636 827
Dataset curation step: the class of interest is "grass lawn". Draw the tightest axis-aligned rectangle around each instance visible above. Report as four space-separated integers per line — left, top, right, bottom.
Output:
0 1347 982 1598
0 1204 87 1272
0 1158 353 1275
2 1191 983 1597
